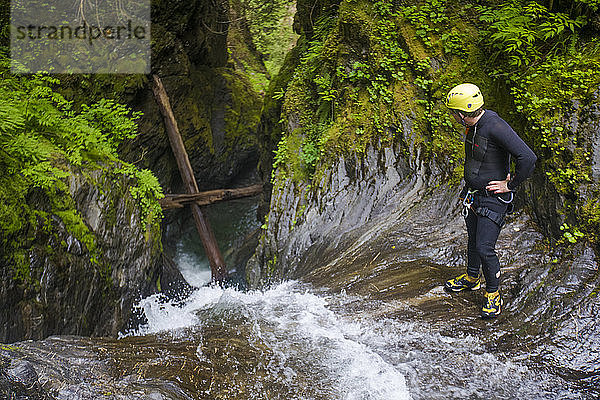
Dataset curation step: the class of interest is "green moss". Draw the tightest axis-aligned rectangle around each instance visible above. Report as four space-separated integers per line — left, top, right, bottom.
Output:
49 189 98 260
270 0 490 188
266 254 278 279
57 74 148 106
219 68 262 161
169 66 218 154
506 42 600 243
171 64 262 163
226 20 270 94
0 174 29 238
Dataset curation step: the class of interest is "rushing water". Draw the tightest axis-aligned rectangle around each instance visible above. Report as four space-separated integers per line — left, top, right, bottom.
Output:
129 279 591 399
119 197 590 400
173 196 261 287
5 197 592 399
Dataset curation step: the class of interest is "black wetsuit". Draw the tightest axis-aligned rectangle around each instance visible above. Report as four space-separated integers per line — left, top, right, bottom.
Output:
461 110 537 292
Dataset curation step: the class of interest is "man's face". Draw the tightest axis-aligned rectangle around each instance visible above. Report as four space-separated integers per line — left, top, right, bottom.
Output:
449 110 465 127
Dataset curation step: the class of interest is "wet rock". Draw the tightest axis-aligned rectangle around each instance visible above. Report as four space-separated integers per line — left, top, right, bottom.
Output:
0 0 263 341
7 359 38 387
0 170 188 342
0 348 50 400
247 139 440 287
248 125 600 384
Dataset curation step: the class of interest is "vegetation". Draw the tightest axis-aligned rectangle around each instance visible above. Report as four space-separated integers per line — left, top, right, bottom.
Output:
271 0 480 186
228 0 299 93
240 0 298 77
0 49 163 281
475 0 600 244
268 0 600 247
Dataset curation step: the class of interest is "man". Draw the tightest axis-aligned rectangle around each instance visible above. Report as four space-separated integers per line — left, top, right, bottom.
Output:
444 83 537 318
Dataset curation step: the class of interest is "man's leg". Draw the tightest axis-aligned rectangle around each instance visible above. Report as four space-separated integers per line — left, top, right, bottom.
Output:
444 209 482 292
475 212 504 318
465 209 482 279
475 212 503 292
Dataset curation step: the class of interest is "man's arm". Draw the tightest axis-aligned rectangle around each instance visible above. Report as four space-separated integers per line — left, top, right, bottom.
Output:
491 118 537 191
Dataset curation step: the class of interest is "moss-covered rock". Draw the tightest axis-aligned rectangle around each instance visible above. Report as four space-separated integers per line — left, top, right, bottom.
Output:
248 0 600 379
262 0 495 193
0 168 185 341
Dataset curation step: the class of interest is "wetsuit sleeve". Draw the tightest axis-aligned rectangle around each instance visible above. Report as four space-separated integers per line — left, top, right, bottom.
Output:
490 118 537 191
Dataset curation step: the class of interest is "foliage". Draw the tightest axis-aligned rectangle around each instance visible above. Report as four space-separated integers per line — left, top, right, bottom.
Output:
477 1 587 67
0 50 163 280
476 0 600 245
271 0 477 187
271 122 331 183
117 165 164 238
397 0 473 175
268 0 600 248
401 0 450 47
232 0 298 79
271 14 337 183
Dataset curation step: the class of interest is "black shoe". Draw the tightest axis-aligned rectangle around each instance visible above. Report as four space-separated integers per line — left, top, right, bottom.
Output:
445 274 481 292
481 291 503 318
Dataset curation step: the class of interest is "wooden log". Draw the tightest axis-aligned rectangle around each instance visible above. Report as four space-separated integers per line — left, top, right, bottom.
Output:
159 184 263 210
151 74 227 282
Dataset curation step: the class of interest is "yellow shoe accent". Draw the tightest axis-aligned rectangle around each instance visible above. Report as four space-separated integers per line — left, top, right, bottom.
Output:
481 291 502 318
445 273 481 292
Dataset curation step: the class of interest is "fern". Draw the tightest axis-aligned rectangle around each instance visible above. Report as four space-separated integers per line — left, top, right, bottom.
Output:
0 101 25 133
0 48 163 276
477 0 587 67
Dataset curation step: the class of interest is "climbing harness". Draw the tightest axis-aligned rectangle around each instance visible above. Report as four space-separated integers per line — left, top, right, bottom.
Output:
474 206 506 227
462 188 514 227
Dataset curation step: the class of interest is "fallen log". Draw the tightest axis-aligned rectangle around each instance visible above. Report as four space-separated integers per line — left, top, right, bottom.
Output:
151 74 227 282
159 184 263 210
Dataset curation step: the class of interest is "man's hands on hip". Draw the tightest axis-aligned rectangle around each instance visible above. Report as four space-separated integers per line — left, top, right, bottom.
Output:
486 174 511 194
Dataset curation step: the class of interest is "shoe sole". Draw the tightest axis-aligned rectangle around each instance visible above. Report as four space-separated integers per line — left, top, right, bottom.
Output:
481 311 501 319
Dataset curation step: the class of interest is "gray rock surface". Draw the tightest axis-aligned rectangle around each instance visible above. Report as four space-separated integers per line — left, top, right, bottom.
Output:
0 170 187 342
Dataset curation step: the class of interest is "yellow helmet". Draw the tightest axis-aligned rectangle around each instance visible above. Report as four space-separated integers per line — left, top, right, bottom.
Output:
445 83 484 112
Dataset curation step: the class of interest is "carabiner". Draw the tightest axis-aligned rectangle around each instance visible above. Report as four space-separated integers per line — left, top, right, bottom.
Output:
462 189 477 218
497 191 514 204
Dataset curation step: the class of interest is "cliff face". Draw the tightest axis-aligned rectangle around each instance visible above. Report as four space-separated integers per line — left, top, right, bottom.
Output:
121 0 261 193
0 170 179 342
248 0 486 285
248 0 600 378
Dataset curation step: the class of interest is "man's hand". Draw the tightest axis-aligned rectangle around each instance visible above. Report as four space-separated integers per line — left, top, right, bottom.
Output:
486 174 511 194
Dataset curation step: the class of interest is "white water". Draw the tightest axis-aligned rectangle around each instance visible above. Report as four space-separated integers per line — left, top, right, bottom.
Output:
128 268 584 400
175 244 212 288
124 195 584 399
131 280 411 399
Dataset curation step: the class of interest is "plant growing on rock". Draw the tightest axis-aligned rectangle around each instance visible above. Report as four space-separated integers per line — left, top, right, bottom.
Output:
0 51 163 280
476 0 600 245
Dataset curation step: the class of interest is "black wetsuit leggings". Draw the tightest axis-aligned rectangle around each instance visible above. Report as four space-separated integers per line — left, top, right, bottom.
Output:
465 195 509 293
